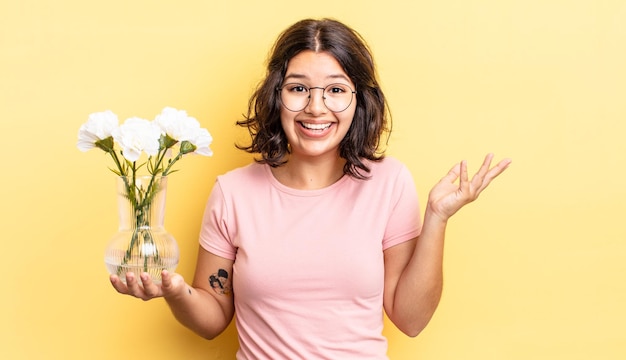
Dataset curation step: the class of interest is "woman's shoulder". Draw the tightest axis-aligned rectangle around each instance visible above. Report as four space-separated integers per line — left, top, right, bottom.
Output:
366 156 409 175
218 162 266 182
215 162 270 192
344 156 413 190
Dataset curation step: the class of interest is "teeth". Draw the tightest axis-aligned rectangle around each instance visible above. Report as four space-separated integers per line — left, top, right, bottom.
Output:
301 122 331 130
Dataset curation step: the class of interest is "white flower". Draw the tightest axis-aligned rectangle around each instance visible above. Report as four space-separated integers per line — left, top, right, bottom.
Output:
155 107 213 157
77 110 119 152
189 128 213 156
154 107 201 142
78 107 213 180
112 117 161 162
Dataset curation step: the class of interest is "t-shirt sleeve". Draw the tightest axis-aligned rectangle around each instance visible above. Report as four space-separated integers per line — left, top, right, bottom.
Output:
382 164 422 250
198 179 237 260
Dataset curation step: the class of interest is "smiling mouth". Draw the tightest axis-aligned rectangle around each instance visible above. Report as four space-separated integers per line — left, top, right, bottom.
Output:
300 122 332 131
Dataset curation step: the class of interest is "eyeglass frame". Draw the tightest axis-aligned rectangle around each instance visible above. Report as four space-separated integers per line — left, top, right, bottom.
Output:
276 82 357 113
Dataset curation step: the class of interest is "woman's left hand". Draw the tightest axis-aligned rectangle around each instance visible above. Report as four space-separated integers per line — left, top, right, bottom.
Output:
426 153 512 222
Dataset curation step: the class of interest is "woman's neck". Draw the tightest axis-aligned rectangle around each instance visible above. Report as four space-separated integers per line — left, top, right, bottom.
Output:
270 154 346 190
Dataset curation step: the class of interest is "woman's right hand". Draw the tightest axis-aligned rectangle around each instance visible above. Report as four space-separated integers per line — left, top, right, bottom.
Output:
110 270 187 301
110 250 236 339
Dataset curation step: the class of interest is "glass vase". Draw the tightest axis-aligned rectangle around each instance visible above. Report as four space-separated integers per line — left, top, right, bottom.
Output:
104 175 179 284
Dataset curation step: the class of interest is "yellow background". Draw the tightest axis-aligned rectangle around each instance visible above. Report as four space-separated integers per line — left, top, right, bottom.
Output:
1 0 625 359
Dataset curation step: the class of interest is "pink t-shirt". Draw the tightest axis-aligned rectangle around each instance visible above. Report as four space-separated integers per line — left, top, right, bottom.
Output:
199 157 421 359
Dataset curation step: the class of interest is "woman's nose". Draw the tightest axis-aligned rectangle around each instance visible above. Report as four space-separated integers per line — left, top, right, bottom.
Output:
305 87 328 114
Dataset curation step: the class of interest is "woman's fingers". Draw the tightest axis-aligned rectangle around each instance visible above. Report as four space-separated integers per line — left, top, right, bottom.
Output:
110 274 128 293
476 157 512 193
429 154 511 220
109 272 163 301
161 270 172 288
140 273 161 299
465 154 511 197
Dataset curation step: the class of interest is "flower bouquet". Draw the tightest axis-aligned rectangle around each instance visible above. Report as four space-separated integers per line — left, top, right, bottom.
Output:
77 107 213 283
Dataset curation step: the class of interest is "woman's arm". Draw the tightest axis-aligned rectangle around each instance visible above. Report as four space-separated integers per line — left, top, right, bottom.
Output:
383 154 511 337
110 246 235 340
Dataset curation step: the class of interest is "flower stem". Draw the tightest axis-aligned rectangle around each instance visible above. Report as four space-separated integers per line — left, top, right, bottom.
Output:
162 152 184 176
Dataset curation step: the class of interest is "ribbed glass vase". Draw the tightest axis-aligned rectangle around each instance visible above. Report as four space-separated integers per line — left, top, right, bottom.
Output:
104 175 179 284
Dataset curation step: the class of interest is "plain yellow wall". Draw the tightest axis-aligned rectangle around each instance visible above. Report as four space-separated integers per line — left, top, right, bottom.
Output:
1 1 625 359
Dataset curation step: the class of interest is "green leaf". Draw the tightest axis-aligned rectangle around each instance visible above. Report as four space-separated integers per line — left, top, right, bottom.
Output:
108 167 121 176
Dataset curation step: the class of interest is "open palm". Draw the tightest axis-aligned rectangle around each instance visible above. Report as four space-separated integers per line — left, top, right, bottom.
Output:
427 153 512 221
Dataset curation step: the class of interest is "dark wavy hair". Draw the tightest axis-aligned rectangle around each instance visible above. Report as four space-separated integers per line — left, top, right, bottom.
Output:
236 18 391 179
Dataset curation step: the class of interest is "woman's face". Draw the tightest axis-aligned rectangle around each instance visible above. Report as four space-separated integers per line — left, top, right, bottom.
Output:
279 50 356 160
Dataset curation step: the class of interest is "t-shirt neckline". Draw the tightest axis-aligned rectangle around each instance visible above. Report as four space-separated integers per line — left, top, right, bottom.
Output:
262 163 351 197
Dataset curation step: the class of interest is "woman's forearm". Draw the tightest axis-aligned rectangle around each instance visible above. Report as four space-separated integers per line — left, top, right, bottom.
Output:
391 207 447 337
164 284 233 340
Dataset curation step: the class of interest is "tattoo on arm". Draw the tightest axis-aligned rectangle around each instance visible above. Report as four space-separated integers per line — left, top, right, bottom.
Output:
209 268 232 295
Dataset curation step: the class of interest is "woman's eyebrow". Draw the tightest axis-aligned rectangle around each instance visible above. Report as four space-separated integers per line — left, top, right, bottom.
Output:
283 73 307 82
327 74 351 82
283 73 351 83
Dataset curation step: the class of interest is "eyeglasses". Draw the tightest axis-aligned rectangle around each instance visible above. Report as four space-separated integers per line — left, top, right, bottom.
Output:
277 83 357 113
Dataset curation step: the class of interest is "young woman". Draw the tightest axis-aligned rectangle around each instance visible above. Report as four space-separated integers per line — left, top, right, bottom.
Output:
111 18 511 359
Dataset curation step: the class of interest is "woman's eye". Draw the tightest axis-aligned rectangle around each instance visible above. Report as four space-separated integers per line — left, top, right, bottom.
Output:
288 85 307 93
327 84 348 94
